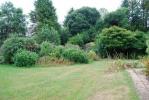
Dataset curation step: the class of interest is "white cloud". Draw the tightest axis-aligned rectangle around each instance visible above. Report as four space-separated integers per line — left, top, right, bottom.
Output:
0 0 123 23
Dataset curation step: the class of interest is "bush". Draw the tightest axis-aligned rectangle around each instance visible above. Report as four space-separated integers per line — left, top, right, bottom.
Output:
68 34 84 46
95 26 146 58
50 46 64 58
40 41 54 56
24 38 40 53
84 42 95 51
0 56 4 64
87 50 99 61
1 36 25 63
14 50 38 67
65 43 81 50
37 25 60 45
62 48 89 63
141 56 149 75
60 28 69 45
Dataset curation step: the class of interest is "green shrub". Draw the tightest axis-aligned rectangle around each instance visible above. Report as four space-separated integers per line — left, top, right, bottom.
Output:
60 28 69 45
65 43 81 50
68 34 84 46
84 42 95 51
40 41 54 56
50 46 64 58
24 38 40 53
1 36 25 63
14 50 38 67
0 56 4 64
87 50 98 61
62 48 89 63
37 25 60 45
141 56 149 75
95 26 146 58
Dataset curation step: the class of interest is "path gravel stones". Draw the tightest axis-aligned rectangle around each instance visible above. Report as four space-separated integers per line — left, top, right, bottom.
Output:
127 69 149 100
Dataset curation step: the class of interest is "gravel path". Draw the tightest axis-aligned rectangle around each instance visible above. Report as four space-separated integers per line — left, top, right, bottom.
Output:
127 69 149 100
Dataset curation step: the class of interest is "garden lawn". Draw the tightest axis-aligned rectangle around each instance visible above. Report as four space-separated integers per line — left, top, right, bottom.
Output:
0 60 139 100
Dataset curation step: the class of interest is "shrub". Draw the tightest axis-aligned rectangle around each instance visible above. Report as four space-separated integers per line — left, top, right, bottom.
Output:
68 34 84 46
0 56 4 64
62 48 89 63
87 50 98 61
65 43 81 50
14 50 38 67
40 41 54 56
60 28 69 45
84 42 95 51
24 38 40 53
50 46 64 58
82 27 97 43
95 26 146 58
1 36 25 63
37 25 60 45
141 56 149 75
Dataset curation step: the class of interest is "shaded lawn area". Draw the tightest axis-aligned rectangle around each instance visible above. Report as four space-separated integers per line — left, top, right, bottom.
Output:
0 60 139 100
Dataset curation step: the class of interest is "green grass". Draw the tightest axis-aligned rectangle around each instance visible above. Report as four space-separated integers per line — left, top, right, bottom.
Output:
0 60 139 100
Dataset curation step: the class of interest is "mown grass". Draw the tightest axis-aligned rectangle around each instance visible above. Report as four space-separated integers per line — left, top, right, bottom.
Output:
0 60 139 100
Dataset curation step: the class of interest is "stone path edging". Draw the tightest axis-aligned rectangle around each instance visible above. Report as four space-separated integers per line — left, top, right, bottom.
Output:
127 69 149 100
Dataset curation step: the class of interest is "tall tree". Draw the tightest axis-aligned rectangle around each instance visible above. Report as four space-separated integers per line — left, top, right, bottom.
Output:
121 0 129 8
0 2 26 45
64 7 100 36
34 0 60 31
104 8 129 29
121 0 149 31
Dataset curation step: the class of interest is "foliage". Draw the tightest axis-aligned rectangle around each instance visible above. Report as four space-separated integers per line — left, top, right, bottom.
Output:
82 27 97 43
36 25 60 44
141 56 149 75
0 2 26 46
60 28 70 45
122 0 149 31
14 49 38 67
68 34 84 46
0 56 4 64
84 42 95 52
24 37 40 53
64 7 100 36
39 41 54 56
29 11 37 23
68 27 97 47
146 40 149 54
1 36 25 63
121 0 129 8
62 48 89 63
49 46 64 58
95 26 146 58
87 50 99 61
65 43 81 50
34 0 60 31
104 8 129 29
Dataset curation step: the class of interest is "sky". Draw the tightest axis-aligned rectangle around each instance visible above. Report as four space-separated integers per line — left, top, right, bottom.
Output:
0 0 123 24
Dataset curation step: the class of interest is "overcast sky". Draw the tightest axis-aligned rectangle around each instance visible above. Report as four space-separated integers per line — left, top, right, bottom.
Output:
0 0 123 23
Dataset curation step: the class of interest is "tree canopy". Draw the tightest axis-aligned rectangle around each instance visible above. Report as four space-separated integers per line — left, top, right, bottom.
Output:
0 2 26 45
